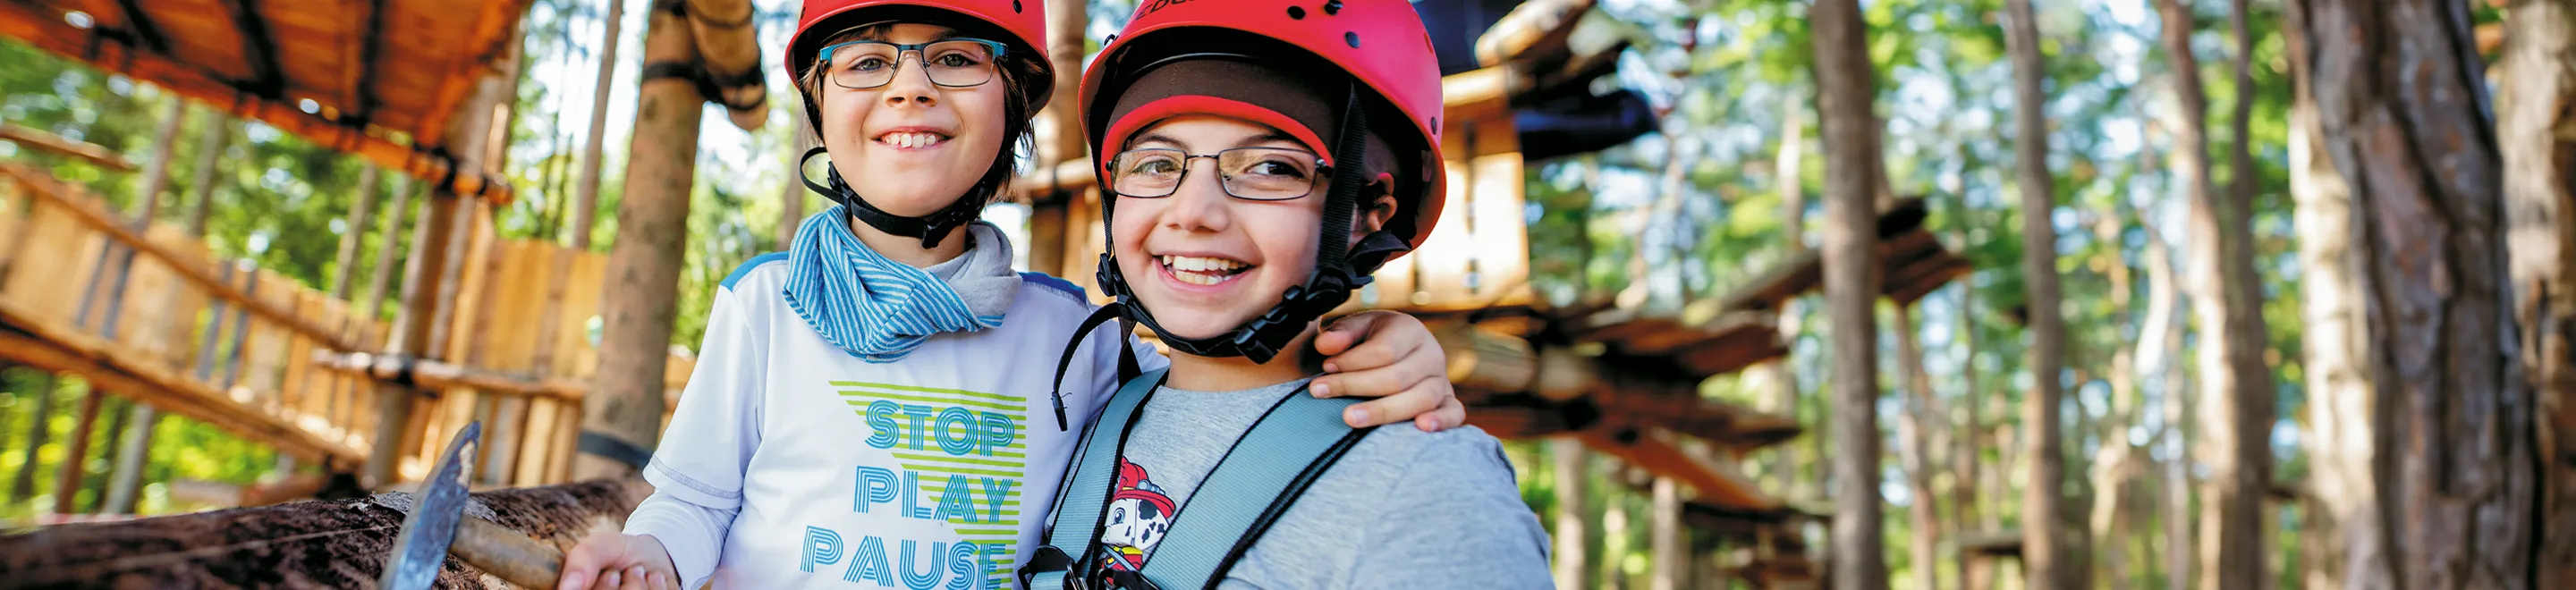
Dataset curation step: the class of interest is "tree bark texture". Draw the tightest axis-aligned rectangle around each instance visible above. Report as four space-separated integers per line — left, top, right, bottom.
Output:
578 3 705 480
2284 1 2385 586
2496 1 2576 586
2300 0 2538 588
2153 1 2278 586
2003 0 2069 586
1809 0 1888 588
0 478 648 587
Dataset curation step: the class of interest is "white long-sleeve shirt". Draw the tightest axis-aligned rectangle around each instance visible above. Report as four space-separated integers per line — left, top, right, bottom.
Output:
624 254 1165 589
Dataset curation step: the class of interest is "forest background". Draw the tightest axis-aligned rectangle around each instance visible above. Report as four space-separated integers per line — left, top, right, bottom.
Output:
0 0 2555 588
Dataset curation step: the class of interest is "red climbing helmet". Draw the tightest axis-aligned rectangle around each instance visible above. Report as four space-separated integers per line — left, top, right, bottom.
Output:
786 0 1054 128
1079 0 1448 250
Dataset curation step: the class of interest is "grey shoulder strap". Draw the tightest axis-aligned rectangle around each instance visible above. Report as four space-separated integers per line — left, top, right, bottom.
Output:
1135 388 1376 589
1024 368 1165 589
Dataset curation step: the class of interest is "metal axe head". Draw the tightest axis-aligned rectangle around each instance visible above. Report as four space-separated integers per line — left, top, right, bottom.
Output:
377 421 481 590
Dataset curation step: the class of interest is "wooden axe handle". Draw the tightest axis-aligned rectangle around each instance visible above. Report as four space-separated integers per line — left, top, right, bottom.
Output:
451 517 566 589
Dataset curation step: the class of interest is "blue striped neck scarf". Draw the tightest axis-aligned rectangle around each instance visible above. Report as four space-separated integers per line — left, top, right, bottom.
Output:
784 206 1013 363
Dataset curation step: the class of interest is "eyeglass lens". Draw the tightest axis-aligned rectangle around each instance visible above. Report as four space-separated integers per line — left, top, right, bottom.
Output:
1110 148 1324 201
827 40 998 89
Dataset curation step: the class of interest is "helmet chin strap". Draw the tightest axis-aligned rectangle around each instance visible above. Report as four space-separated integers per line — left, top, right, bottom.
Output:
798 147 985 249
1106 86 1410 364
1044 84 1410 431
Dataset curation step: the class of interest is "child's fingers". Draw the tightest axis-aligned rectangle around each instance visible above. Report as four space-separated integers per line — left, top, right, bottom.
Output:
1341 375 1450 428
622 566 651 590
1313 313 1382 356
557 535 616 589
1416 395 1466 432
1316 333 1405 376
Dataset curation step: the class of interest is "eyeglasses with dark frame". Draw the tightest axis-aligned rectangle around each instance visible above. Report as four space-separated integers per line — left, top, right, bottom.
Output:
1106 148 1334 201
818 38 1008 89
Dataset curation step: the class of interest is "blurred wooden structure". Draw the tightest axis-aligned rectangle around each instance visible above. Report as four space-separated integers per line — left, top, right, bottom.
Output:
0 163 693 490
0 0 528 200
0 0 717 518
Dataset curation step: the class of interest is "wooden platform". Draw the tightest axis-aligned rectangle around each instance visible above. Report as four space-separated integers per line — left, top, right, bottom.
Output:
0 0 527 200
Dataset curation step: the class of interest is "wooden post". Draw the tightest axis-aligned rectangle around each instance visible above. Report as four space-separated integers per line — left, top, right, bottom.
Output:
367 52 514 486
1553 438 1589 590
577 1 712 479
1023 0 1091 278
8 373 60 502
51 385 106 514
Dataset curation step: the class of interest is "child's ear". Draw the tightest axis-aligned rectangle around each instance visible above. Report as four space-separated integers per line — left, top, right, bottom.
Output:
1356 172 1399 236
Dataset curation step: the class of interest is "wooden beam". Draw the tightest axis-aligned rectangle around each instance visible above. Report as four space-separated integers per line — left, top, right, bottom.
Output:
0 314 360 465
0 124 135 171
1577 428 1782 511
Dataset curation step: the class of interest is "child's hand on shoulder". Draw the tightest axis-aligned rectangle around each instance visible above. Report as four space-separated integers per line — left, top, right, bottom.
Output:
557 531 681 590
1310 310 1464 432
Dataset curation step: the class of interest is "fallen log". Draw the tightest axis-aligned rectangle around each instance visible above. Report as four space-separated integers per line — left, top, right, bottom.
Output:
0 478 648 588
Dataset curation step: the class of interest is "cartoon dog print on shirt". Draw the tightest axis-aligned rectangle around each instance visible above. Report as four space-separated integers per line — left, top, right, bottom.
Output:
1096 458 1176 573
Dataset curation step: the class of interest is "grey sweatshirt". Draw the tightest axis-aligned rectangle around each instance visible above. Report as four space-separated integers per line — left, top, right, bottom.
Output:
1084 378 1555 588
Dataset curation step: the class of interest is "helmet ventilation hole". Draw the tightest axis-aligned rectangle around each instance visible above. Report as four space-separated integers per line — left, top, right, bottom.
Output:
1287 5 1306 19
1344 31 1360 47
1012 0 1021 13
1324 0 1343 14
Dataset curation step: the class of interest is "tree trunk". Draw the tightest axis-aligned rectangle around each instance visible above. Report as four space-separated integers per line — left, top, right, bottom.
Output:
360 177 414 324
577 3 707 479
1892 304 1942 590
2001 0 2069 586
2089 211 2147 590
52 386 106 514
2152 1 2278 586
1956 278 1988 590
1769 96 1807 500
10 373 60 502
2299 0 2536 588
1650 476 1682 590
2496 0 2576 586
332 164 383 299
179 116 229 237
2283 1 2379 586
82 397 129 513
570 0 625 252
1602 494 1631 590
102 404 157 514
1809 1 1888 588
1555 438 1590 590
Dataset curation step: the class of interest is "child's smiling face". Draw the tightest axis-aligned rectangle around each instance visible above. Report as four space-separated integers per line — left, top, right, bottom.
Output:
814 22 1010 217
1110 114 1395 341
